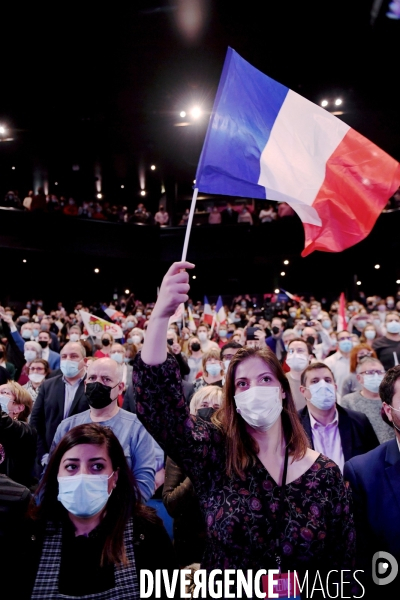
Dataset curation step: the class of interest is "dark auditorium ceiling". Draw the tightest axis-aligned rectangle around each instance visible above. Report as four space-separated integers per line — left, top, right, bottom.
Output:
1 0 399 200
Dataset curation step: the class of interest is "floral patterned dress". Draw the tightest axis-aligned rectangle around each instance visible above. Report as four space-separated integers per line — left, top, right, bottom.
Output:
133 354 356 576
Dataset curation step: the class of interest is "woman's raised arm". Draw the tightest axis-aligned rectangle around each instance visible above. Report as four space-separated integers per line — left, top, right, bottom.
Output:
141 261 194 366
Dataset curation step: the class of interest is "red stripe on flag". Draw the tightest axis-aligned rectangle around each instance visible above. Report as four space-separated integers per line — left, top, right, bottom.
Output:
301 128 400 256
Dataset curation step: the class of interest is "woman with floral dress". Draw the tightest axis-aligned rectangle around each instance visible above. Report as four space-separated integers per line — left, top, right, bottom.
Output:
133 261 356 593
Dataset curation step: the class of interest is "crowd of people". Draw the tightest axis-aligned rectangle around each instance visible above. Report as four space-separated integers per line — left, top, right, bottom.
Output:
1 272 400 596
2 187 300 228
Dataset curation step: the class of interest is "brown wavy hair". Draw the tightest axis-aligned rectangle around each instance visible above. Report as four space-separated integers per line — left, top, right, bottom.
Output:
212 346 309 479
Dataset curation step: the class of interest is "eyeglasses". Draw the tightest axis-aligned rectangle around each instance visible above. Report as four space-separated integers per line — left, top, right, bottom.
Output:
359 370 385 376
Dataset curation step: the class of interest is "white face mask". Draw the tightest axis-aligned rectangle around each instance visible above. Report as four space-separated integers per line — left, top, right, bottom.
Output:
223 359 231 372
131 335 142 344
307 380 336 410
286 353 309 372
29 373 45 384
364 330 376 340
198 332 208 342
69 333 80 342
234 386 283 431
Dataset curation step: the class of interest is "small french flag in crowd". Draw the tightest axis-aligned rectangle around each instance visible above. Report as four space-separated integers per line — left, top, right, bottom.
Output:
203 296 214 326
195 48 400 256
215 296 227 325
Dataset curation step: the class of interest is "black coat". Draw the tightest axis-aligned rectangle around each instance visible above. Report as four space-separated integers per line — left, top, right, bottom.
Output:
30 374 89 463
298 403 379 462
0 412 37 487
344 439 400 597
15 513 178 600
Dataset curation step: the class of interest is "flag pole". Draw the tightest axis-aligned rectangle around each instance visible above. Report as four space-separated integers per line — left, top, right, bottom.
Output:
181 187 199 261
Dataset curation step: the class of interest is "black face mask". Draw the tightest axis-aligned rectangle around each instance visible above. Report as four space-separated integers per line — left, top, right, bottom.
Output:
272 326 280 335
102 339 110 347
196 407 216 421
86 382 118 409
38 340 48 349
306 335 315 347
191 343 201 352
167 338 174 346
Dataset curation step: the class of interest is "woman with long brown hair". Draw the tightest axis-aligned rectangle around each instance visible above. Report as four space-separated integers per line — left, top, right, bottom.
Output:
133 261 356 589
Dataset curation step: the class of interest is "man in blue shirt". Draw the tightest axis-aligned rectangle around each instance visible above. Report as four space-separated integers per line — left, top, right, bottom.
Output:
51 357 156 501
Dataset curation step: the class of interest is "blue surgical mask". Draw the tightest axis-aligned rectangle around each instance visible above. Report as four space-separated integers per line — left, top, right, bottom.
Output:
219 330 227 338
110 352 123 364
57 472 114 518
364 330 376 340
22 330 32 339
356 320 367 330
387 321 400 334
127 338 133 344
126 321 135 329
0 395 10 413
307 380 336 410
206 363 221 377
60 359 82 378
24 350 37 362
322 320 331 329
338 339 352 353
363 373 384 394
32 328 40 337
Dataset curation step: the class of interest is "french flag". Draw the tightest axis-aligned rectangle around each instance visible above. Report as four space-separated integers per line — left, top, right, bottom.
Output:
215 296 227 325
196 48 400 256
203 296 214 326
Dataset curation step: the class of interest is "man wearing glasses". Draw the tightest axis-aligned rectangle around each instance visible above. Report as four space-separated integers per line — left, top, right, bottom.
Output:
341 357 395 443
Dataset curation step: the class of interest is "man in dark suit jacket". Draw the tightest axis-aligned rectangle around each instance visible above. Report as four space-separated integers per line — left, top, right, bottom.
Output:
30 341 89 471
344 365 400 596
298 362 379 471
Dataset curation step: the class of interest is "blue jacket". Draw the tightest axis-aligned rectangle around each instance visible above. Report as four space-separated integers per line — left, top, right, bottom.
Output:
344 439 400 594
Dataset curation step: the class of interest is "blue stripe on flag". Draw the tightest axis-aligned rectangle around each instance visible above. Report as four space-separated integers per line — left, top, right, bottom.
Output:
196 48 289 199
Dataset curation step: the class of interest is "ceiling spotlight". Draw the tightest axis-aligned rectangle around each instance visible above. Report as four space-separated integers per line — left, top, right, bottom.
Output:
150 165 156 171
374 264 380 269
11 166 15 170
121 185 125 189
397 280 400 284
97 193 102 199
321 100 329 107
140 190 146 196
55 182 58 186
190 106 202 119
125 289 130 294
335 98 343 106
280 271 286 276
0 125 6 135
283 260 289 265
274 289 280 294
94 268 100 273
180 111 186 118
192 275 197 279
22 259 27 263
356 280 362 286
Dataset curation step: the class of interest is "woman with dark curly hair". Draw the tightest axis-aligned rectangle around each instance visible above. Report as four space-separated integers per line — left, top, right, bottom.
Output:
133 261 356 593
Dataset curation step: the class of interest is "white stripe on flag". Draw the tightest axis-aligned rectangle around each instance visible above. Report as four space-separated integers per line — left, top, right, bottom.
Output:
258 90 350 225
